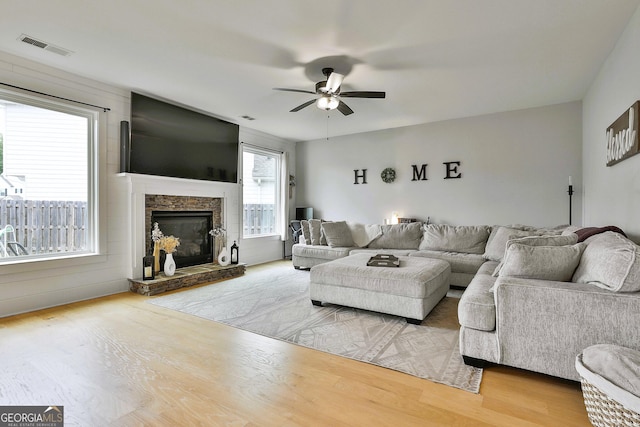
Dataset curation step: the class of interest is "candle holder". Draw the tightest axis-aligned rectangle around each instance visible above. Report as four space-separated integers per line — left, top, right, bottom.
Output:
142 253 155 280
568 184 574 225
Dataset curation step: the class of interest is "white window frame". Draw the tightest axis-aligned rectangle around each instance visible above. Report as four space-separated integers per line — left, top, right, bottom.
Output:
0 88 99 265
242 145 282 239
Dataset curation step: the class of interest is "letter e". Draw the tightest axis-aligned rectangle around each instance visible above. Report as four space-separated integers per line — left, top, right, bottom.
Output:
443 161 462 179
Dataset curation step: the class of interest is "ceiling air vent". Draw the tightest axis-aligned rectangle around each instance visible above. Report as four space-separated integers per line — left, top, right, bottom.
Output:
18 34 73 56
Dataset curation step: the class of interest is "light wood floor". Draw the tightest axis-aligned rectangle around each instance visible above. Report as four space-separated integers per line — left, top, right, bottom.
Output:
0 261 590 426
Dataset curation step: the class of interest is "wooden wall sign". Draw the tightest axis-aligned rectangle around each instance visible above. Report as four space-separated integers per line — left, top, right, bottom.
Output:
606 101 639 166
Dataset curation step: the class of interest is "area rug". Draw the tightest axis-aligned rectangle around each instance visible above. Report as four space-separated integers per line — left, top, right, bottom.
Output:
148 263 482 393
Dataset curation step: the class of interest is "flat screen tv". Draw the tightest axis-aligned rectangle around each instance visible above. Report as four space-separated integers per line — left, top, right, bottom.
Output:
129 92 239 183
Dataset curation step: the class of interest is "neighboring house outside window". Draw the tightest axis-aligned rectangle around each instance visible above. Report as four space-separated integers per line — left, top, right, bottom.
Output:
242 146 281 237
0 90 97 261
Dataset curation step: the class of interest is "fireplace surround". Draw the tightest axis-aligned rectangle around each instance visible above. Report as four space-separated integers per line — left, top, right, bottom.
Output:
122 172 241 287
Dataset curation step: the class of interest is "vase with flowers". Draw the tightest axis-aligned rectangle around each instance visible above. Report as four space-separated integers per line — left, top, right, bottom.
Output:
209 226 226 265
158 235 180 276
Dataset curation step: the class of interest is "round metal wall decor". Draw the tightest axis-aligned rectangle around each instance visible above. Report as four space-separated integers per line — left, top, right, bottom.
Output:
381 167 396 183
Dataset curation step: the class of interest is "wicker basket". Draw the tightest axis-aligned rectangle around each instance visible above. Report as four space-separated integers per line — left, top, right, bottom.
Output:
580 377 640 427
576 347 640 427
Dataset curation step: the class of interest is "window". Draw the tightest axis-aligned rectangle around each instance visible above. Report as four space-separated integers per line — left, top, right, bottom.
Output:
242 146 282 238
0 89 97 262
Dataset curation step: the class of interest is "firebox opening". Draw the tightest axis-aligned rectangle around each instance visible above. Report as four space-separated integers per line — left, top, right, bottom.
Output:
151 210 213 268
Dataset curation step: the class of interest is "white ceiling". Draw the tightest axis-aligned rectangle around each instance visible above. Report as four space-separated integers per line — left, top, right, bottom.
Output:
1 0 639 142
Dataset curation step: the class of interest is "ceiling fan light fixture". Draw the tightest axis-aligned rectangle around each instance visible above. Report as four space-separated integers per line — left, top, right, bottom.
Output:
316 96 339 111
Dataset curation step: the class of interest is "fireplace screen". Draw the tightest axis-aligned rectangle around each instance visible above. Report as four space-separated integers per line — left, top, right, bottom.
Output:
151 211 213 268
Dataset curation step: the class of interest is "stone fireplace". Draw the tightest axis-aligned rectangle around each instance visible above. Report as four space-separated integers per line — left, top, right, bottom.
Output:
145 195 222 269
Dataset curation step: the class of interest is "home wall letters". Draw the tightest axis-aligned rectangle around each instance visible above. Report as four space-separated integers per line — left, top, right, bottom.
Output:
353 169 367 184
354 162 462 184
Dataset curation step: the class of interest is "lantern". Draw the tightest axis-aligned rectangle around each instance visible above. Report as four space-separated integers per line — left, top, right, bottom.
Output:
231 241 239 264
143 253 155 280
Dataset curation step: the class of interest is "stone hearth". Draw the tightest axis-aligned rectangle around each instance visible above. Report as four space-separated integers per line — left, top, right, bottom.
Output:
129 263 245 296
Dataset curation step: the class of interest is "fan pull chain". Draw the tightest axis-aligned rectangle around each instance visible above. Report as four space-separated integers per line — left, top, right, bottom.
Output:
326 114 330 141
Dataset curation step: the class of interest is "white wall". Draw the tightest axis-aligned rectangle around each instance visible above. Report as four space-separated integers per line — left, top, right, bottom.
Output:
582 4 640 242
297 102 582 227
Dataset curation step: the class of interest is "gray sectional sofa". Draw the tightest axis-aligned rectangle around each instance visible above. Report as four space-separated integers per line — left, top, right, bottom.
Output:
292 219 640 381
294 220 490 287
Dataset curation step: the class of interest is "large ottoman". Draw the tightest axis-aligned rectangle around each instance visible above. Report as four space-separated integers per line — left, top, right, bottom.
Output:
310 253 451 324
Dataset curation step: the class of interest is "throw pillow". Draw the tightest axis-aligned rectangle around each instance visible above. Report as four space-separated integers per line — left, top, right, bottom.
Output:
321 221 355 248
483 226 541 262
367 222 423 249
419 224 490 254
347 222 383 247
492 233 580 276
499 243 586 281
308 219 324 245
572 231 640 292
300 220 311 244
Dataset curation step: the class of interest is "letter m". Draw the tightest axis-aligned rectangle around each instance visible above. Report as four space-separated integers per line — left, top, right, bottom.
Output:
411 164 428 181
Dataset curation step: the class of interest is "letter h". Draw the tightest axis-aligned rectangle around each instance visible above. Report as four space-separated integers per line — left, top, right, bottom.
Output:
354 169 367 184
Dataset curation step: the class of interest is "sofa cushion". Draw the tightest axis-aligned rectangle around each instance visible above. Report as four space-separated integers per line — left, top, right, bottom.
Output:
300 220 311 243
483 226 541 262
346 222 383 247
411 250 486 274
572 231 640 292
367 222 423 249
507 233 579 250
321 221 355 248
477 260 500 276
292 243 352 260
349 248 416 257
493 233 580 276
308 219 325 245
499 243 586 281
458 272 497 331
419 224 490 254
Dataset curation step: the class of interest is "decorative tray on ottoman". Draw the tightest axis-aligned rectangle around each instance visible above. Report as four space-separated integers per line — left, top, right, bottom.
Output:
367 254 400 267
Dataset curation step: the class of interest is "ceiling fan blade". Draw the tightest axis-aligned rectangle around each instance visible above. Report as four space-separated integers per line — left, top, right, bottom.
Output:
273 88 316 94
337 101 354 116
340 91 386 99
290 99 317 112
325 72 344 94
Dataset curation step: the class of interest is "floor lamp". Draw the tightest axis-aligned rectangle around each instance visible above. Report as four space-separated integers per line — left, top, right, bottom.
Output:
568 177 574 225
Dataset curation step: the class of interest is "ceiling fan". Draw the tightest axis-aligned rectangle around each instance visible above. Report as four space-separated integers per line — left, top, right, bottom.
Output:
273 67 385 116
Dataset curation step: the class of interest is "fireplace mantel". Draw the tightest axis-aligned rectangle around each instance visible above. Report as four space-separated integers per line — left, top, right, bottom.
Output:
120 173 240 280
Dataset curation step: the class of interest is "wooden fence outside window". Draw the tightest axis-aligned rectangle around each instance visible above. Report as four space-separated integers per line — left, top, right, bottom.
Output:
243 203 275 236
0 199 87 255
